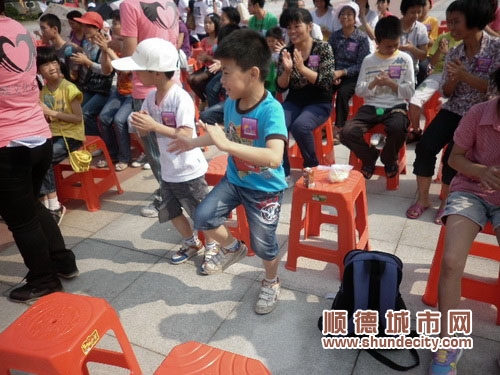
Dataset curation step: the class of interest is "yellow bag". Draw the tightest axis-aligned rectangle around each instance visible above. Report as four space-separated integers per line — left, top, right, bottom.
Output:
58 124 92 173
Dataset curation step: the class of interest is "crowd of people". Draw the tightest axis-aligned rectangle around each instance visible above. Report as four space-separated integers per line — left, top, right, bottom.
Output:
0 0 499 373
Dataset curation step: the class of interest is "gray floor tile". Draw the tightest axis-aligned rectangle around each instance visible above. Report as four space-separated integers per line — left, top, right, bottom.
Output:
0 283 30 331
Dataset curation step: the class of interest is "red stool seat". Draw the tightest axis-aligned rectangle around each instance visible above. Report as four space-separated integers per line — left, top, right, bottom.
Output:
204 155 255 256
422 223 500 325
154 341 271 374
285 168 370 279
288 117 335 169
54 136 123 211
348 124 407 190
0 292 142 375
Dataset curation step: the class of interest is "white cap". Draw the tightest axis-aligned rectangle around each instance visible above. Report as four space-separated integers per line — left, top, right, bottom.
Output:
335 1 361 26
112 38 179 72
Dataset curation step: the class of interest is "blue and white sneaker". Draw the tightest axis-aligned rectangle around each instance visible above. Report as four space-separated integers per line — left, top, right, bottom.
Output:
429 348 463 375
170 239 204 264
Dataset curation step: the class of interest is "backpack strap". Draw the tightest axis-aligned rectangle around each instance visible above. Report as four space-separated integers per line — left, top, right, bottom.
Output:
378 261 398 331
349 260 371 333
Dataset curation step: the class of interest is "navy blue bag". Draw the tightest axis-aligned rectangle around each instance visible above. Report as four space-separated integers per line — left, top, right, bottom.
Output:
318 250 420 371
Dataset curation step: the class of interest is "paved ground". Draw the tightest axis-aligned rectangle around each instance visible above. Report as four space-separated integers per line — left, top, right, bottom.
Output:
3 0 499 374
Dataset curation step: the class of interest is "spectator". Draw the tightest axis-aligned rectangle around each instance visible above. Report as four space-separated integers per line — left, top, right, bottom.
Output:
283 0 323 41
37 47 84 224
355 0 379 52
407 0 500 224
0 2 78 303
328 2 370 140
277 8 334 181
310 0 337 40
248 0 278 36
418 0 439 85
67 10 85 47
264 26 284 96
377 0 392 18
340 16 415 180
192 0 221 42
429 68 500 375
220 6 240 26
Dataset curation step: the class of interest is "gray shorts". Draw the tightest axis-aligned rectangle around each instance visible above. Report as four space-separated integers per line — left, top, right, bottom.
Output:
158 176 209 223
443 191 500 230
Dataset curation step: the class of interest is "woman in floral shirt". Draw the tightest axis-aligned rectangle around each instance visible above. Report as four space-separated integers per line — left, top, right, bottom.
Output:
407 0 500 224
277 8 334 179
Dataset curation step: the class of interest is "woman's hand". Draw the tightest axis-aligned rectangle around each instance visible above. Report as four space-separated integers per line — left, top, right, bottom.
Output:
70 52 92 67
447 59 466 82
208 59 221 73
92 32 109 52
282 50 293 73
333 70 345 80
293 48 305 74
274 40 286 53
479 166 500 191
438 38 449 54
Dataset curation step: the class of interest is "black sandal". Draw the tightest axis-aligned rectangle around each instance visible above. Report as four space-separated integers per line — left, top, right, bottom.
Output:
384 163 399 178
406 128 423 144
361 164 376 179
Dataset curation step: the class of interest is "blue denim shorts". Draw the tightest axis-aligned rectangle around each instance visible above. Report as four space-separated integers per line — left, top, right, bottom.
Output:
194 175 284 261
443 191 500 230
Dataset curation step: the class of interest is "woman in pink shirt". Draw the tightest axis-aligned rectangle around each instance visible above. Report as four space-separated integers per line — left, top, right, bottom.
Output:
0 2 78 303
429 68 500 375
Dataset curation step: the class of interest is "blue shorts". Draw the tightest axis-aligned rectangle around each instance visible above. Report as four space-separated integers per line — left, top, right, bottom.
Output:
443 191 500 230
194 175 284 261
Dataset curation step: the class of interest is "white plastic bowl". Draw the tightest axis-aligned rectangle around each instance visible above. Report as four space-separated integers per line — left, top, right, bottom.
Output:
328 164 353 183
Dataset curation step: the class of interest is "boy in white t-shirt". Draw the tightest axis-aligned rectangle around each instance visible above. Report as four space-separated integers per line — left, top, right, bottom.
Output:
112 38 217 265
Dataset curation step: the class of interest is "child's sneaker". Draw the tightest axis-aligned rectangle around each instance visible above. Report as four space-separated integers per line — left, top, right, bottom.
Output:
200 245 220 275
131 153 147 168
255 277 281 315
140 202 159 218
429 348 463 375
50 205 66 225
170 239 204 264
201 241 247 275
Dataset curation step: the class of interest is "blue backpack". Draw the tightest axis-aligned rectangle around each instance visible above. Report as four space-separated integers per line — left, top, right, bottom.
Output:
318 250 420 371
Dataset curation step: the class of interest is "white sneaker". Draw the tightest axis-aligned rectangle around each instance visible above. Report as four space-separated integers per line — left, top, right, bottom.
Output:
201 241 247 275
140 203 159 218
200 245 220 275
370 133 385 147
142 162 151 170
255 277 281 314
131 153 147 168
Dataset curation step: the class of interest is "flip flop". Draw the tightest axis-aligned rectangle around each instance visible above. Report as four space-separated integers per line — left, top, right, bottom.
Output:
434 208 446 225
406 203 429 219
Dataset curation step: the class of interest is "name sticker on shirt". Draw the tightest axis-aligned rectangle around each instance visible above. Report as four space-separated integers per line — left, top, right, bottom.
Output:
161 112 177 128
388 65 402 79
476 57 492 73
425 23 432 32
241 117 259 139
308 55 320 68
347 42 358 52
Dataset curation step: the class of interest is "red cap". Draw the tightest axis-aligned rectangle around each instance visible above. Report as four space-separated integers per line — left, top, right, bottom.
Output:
73 11 103 30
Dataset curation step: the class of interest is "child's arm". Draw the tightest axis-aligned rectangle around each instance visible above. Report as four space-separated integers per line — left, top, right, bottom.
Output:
429 37 447 67
40 99 83 124
449 144 500 191
399 40 428 61
130 111 194 139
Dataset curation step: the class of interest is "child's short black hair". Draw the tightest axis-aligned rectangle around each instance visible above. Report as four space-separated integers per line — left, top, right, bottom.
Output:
66 10 83 21
206 13 221 35
0 0 5 14
313 0 331 7
214 29 271 82
266 26 283 40
279 8 313 28
36 46 59 69
250 0 265 8
222 6 240 25
375 15 402 43
377 0 390 3
164 71 175 79
218 24 240 42
446 0 495 30
111 9 121 22
400 0 426 15
40 13 62 34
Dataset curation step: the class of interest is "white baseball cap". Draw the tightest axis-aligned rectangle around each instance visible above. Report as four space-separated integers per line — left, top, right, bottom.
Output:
112 38 179 72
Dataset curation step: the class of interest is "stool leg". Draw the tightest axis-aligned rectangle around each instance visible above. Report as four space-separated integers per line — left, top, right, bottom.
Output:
386 172 399 190
354 191 369 250
306 203 322 238
81 171 101 211
110 317 142 374
285 195 304 271
422 226 446 307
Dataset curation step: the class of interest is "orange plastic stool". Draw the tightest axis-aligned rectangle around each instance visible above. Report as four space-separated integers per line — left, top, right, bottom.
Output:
288 117 335 169
285 168 369 279
0 292 142 375
423 92 441 131
204 155 255 256
130 133 144 155
422 223 500 325
154 341 271 375
348 124 407 190
54 136 123 211
330 95 365 124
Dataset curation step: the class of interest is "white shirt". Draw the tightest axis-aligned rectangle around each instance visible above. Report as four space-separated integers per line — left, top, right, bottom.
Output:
401 21 430 73
359 9 378 52
193 0 221 35
311 7 337 33
142 85 208 183
178 0 189 23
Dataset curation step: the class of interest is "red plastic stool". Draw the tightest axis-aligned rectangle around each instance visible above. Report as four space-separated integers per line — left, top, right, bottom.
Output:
348 95 365 120
54 136 123 211
423 92 441 131
0 292 142 375
154 341 270 374
288 117 335 169
130 133 144 154
285 168 370 279
204 155 255 256
348 124 407 190
422 223 500 325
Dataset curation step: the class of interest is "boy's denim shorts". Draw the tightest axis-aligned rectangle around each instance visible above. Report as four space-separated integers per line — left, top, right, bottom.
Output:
443 191 500 230
158 176 209 223
194 176 284 261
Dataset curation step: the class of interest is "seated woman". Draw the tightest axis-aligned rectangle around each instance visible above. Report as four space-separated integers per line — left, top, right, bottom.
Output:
328 2 370 139
187 13 221 103
277 8 334 179
407 0 500 224
428 68 500 375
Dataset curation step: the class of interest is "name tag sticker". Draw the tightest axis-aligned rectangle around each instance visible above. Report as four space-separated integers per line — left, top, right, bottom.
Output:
476 57 492 73
425 23 432 32
161 112 176 128
388 65 402 79
308 55 320 68
347 42 358 52
241 117 258 139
